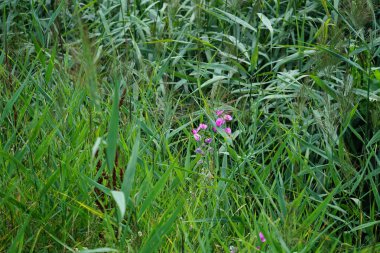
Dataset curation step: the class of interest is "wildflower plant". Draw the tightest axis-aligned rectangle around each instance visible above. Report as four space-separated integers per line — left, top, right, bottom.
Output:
191 109 234 180
192 110 233 150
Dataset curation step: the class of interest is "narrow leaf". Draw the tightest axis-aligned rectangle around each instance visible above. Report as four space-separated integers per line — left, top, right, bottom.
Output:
138 168 172 219
301 185 340 228
257 13 273 36
107 83 119 172
350 220 380 232
366 130 380 148
111 191 126 220
121 131 140 205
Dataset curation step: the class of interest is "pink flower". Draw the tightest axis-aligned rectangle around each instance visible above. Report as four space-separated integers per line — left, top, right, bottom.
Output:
204 138 212 144
193 133 201 141
199 123 208 130
223 114 233 121
224 127 232 135
215 118 225 127
192 129 198 134
259 232 266 242
212 127 217 132
216 110 224 116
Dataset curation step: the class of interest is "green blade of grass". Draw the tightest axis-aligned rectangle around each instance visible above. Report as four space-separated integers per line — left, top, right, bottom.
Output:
301 184 341 229
106 83 119 173
350 220 380 232
0 81 27 126
121 131 140 206
138 167 172 219
111 190 126 220
7 214 32 252
366 130 380 148
139 200 182 253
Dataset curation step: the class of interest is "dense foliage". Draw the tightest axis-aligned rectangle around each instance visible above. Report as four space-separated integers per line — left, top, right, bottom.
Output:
1 0 379 252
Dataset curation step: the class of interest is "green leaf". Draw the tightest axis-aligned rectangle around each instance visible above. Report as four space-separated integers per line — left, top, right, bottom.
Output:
45 45 56 84
139 201 182 253
191 76 227 95
0 82 27 126
138 167 172 219
350 220 380 232
111 191 126 220
310 75 338 100
366 130 380 148
34 123 61 162
301 185 340 228
8 214 32 253
315 45 366 73
107 83 119 172
257 13 273 36
46 1 65 29
83 175 111 196
214 8 257 32
121 131 140 206
37 168 60 199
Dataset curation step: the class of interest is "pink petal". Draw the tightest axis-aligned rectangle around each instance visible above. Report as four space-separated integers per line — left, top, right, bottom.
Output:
193 134 201 141
199 123 208 130
224 127 232 135
259 232 266 242
212 127 217 132
215 118 225 127
192 129 198 134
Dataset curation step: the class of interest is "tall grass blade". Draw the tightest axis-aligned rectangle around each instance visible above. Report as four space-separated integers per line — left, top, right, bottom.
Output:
106 83 119 173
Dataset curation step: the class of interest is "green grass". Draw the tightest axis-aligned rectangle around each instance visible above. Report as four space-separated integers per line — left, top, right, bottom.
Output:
1 0 379 252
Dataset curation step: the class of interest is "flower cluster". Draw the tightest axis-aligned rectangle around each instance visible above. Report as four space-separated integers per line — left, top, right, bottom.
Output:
213 110 233 135
192 110 233 145
192 123 210 143
191 110 234 180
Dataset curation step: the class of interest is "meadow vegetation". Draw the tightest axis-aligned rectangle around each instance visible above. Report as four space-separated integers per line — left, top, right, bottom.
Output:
1 0 380 252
